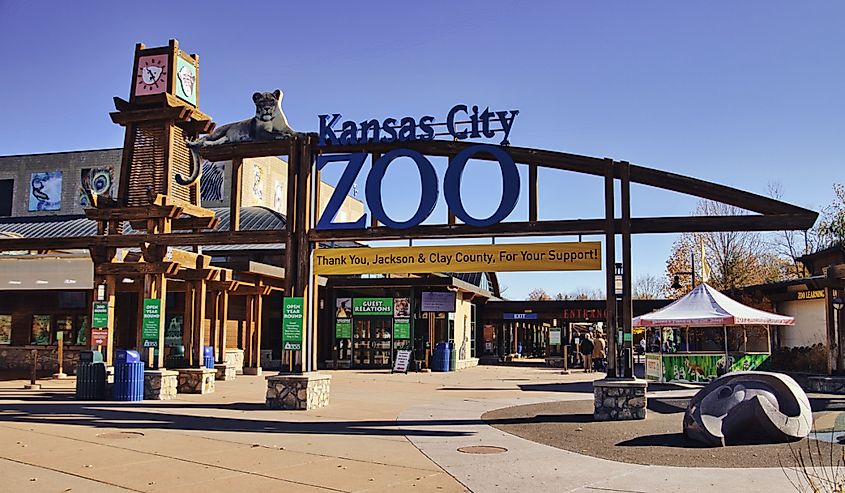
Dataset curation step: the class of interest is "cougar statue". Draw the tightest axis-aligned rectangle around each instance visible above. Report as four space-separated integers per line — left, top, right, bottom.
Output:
176 89 296 186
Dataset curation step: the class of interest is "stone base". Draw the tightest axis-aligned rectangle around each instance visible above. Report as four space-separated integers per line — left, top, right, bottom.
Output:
266 372 331 410
243 367 263 376
225 349 244 375
215 363 236 381
177 368 216 394
23 383 41 390
52 372 68 379
593 378 647 421
806 376 845 394
144 370 178 400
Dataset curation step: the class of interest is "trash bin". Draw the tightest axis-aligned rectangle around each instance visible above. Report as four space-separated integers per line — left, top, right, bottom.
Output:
202 346 215 369
75 350 106 400
113 349 144 401
166 345 185 368
448 342 457 372
431 342 450 372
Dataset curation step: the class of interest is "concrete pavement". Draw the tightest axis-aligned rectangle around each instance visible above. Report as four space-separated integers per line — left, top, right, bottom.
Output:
0 364 819 492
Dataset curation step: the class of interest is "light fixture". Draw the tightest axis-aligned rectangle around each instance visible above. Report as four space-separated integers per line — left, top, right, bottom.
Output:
121 277 134 284
8 280 21 285
36 280 48 284
614 262 623 296
834 297 844 312
64 279 77 284
96 283 106 301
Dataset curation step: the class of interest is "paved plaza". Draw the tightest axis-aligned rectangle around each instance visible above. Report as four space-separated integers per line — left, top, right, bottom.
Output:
0 365 830 492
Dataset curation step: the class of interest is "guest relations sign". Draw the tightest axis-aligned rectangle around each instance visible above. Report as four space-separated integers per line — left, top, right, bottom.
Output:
314 242 601 275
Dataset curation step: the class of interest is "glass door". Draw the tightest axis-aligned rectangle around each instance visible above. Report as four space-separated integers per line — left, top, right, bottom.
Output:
353 318 393 368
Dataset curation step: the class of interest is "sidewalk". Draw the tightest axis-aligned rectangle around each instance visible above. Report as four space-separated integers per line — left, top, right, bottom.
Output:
0 366 815 492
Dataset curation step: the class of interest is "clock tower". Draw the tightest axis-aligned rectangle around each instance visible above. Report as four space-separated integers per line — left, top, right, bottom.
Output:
111 39 212 207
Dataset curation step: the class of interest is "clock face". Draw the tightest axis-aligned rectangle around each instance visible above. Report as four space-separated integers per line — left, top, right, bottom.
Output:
134 54 168 96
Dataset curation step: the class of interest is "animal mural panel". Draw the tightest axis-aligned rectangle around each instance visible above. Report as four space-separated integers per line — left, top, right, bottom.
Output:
29 172 63 211
200 161 225 203
252 163 263 201
661 354 769 383
79 167 115 206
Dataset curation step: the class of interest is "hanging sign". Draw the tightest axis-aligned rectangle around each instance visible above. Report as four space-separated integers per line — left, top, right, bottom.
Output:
315 242 601 275
92 302 109 328
282 297 304 350
141 298 161 348
550 328 562 345
353 298 393 316
394 319 411 339
335 318 352 339
504 313 538 320
91 328 109 347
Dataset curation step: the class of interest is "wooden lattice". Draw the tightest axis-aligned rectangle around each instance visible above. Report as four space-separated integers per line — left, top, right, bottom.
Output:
170 126 198 205
127 124 166 206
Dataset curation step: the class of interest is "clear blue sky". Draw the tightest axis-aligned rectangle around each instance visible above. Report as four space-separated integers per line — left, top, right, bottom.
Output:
1 1 843 299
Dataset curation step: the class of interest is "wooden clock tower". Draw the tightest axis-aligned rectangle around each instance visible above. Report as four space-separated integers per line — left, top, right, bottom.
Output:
111 39 213 207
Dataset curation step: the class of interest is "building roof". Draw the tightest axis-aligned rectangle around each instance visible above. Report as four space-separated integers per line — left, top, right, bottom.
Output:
0 206 287 251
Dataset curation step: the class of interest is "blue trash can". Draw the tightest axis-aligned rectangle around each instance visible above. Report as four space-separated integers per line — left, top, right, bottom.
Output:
202 346 215 369
431 342 450 372
113 349 144 401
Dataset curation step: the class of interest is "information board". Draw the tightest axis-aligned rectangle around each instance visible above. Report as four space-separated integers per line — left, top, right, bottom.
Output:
335 318 352 338
392 350 412 373
549 327 562 345
91 328 108 347
421 291 456 312
353 298 393 316
92 302 109 328
282 297 304 350
394 318 410 339
142 298 161 348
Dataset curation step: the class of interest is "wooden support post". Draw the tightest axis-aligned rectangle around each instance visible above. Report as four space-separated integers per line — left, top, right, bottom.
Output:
620 161 633 377
230 157 243 232
30 349 37 385
529 164 538 222
183 281 194 367
253 288 263 370
604 159 617 378
208 290 219 361
155 274 167 369
57 336 64 375
104 275 116 366
217 290 229 363
192 279 207 367
245 295 254 367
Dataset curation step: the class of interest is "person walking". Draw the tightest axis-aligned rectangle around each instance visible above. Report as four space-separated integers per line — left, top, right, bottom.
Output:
592 331 607 372
580 333 595 373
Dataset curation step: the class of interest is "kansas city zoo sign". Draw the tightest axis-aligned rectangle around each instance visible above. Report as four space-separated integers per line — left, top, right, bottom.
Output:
316 104 522 230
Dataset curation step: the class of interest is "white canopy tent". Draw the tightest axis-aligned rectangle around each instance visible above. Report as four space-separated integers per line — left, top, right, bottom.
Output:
633 283 794 327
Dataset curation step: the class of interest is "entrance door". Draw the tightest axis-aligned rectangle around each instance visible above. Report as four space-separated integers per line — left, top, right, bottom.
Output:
352 318 393 368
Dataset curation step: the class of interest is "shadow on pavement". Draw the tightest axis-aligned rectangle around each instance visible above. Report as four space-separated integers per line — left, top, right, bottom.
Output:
616 432 707 448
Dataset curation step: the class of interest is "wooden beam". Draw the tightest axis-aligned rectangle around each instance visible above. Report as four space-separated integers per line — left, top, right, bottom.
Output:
217 290 229 363
230 158 243 231
166 248 212 270
172 216 220 230
0 230 288 252
154 194 215 218
85 205 182 221
95 262 179 276
171 268 221 281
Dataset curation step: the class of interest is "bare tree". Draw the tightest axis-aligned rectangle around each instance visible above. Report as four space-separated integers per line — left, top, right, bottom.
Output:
634 274 666 299
527 288 552 301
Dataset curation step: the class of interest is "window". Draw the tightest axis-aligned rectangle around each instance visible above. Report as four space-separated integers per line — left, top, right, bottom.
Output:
0 179 12 216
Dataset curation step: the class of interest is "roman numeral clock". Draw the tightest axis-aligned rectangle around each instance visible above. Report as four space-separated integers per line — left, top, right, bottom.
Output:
110 39 212 208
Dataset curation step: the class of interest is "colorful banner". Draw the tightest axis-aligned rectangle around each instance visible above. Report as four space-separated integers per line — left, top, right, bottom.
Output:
314 242 601 275
657 353 769 383
353 298 393 316
142 298 161 348
394 318 411 339
335 318 352 339
282 297 304 350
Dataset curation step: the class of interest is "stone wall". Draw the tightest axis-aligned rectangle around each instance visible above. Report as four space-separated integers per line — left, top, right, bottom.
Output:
266 373 330 410
225 349 244 375
177 368 216 394
594 379 647 421
144 370 178 400
0 346 84 374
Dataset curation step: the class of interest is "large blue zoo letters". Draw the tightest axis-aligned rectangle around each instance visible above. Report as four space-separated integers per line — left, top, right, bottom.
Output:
316 144 520 230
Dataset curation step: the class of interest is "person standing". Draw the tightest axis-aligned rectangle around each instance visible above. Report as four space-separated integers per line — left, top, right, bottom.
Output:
592 331 607 372
580 333 595 373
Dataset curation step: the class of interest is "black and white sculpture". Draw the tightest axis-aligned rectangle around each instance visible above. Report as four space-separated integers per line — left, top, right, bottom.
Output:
683 371 812 447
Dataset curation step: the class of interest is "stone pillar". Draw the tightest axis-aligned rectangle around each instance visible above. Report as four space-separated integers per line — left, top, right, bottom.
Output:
177 368 216 394
214 363 236 381
144 370 178 400
265 373 330 410
593 378 647 421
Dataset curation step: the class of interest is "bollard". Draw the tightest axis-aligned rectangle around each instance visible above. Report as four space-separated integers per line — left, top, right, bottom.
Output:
24 349 41 390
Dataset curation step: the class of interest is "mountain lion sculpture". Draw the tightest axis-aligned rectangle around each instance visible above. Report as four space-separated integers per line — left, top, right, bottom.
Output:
176 89 296 186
